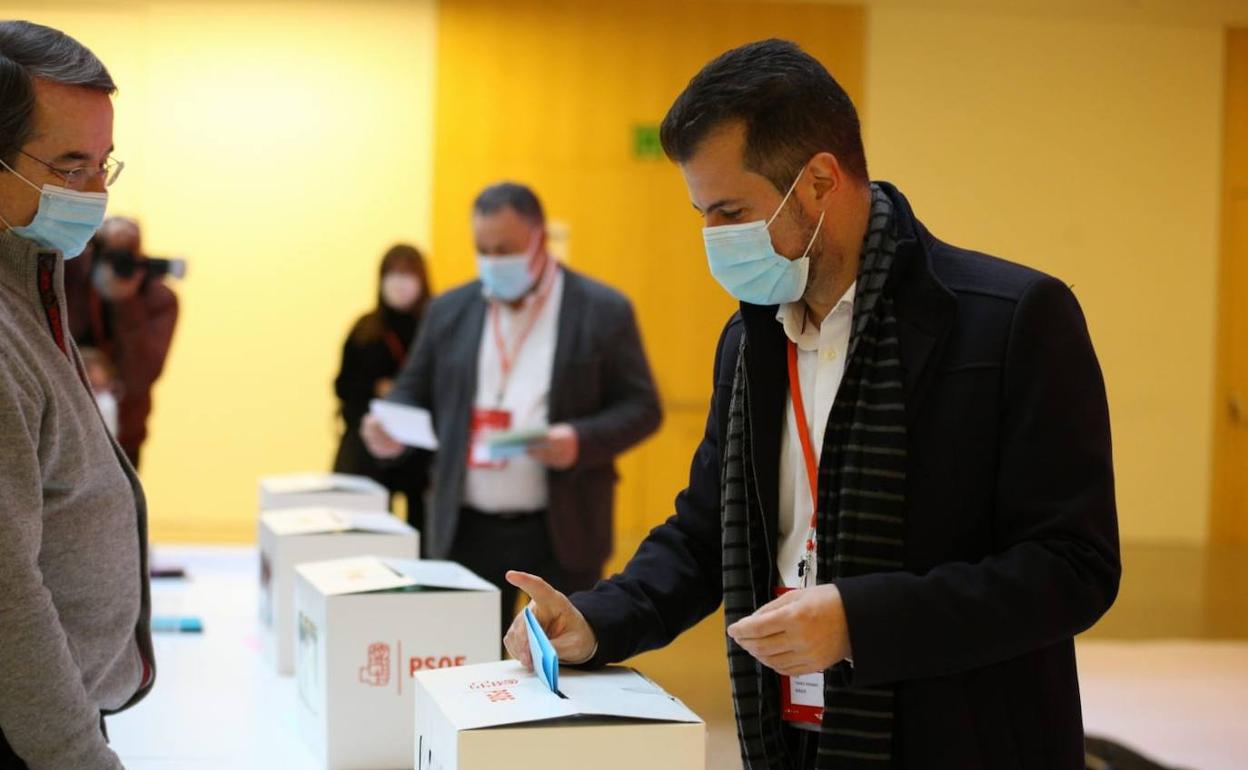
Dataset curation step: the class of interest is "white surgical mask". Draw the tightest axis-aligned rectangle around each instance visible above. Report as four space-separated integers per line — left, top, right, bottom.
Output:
701 165 824 306
381 273 421 311
0 157 107 258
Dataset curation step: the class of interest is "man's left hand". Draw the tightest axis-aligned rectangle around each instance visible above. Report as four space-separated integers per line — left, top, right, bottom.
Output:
726 583 852 677
527 423 579 470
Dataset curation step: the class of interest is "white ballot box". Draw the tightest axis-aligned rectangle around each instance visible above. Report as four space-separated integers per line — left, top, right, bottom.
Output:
258 472 389 512
413 660 706 770
295 557 501 770
259 509 418 675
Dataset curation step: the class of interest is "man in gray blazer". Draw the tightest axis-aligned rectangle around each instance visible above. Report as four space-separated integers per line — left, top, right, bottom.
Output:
363 182 661 631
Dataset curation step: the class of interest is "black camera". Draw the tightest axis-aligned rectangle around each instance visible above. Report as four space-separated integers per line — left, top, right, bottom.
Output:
98 249 187 280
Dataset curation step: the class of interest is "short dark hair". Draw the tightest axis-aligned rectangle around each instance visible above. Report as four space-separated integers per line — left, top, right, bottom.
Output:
0 20 116 166
472 182 545 226
660 38 867 192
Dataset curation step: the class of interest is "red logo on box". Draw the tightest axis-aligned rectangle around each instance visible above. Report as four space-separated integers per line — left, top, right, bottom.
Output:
410 655 467 676
469 678 520 703
360 642 391 687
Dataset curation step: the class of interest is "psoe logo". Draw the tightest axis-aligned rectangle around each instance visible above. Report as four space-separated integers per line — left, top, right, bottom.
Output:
409 655 467 676
359 642 391 687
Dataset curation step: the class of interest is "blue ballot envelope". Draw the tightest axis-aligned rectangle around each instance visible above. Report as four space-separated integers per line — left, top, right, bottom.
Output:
523 605 559 693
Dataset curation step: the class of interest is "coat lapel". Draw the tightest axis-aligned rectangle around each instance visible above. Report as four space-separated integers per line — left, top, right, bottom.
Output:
548 267 585 423
739 301 787 563
878 183 958 425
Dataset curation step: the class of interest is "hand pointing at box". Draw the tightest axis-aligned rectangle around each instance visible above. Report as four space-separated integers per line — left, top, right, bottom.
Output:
504 570 598 669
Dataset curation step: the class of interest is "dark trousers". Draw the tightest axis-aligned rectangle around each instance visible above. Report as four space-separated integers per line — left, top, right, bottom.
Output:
449 507 600 637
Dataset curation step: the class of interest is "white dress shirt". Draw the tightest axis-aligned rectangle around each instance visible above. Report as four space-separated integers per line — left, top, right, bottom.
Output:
462 265 565 512
776 281 856 588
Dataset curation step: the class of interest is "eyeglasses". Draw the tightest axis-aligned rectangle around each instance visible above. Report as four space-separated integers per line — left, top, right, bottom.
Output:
18 150 125 189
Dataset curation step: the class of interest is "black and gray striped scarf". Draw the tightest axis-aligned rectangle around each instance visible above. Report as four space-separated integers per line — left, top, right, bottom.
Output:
723 184 906 769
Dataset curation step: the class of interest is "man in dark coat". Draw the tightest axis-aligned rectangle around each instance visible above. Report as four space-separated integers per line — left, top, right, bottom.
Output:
504 39 1120 770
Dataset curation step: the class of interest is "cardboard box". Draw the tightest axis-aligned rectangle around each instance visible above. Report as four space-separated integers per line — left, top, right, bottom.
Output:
258 472 389 512
413 660 706 770
295 556 501 770
259 509 418 675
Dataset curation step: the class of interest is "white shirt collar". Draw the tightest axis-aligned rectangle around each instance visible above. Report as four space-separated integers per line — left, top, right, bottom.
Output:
775 280 856 351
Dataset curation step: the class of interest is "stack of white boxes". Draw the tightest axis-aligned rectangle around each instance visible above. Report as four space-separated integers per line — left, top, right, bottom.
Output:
248 472 705 770
259 508 419 675
294 556 501 770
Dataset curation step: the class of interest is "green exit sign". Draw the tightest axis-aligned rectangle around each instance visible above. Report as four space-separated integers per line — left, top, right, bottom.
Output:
633 124 662 160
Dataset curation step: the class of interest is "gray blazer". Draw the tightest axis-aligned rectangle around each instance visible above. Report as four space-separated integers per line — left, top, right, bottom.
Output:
388 267 662 573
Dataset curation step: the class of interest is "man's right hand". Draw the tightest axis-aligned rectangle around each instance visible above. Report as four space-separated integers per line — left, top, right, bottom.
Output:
503 571 598 669
360 414 404 459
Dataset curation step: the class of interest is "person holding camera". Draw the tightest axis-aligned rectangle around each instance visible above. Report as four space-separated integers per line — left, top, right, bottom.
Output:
65 215 179 469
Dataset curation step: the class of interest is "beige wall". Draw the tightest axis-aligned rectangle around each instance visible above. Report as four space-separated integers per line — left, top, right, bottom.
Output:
863 0 1230 543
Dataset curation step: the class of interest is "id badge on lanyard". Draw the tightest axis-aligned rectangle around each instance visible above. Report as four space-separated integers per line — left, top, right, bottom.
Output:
777 585 825 726
467 267 554 471
780 339 824 727
467 407 511 469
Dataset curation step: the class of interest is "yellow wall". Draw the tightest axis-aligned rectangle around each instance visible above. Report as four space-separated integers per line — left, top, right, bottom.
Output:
430 0 866 539
864 0 1228 544
1211 28 1248 545
11 0 438 541
18 0 1242 547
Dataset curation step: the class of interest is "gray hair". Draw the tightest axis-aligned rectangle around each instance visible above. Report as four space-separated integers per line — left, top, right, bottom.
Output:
472 182 545 226
0 20 116 165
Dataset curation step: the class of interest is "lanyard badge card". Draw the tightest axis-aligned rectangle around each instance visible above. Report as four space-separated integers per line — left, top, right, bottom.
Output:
468 407 512 469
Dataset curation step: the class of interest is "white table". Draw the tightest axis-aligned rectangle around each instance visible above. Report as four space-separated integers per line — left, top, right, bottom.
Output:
109 546 321 770
108 546 1248 770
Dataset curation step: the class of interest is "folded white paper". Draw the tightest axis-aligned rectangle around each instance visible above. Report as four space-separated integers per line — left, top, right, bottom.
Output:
370 399 439 450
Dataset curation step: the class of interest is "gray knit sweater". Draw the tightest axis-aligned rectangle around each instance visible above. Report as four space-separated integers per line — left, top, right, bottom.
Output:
0 231 154 769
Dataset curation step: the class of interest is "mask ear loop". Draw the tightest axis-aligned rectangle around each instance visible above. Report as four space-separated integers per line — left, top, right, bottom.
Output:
0 156 43 194
766 165 809 228
767 163 827 260
798 210 826 261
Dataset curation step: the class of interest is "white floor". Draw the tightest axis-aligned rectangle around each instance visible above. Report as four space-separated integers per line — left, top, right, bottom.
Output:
1079 640 1248 770
108 546 1248 770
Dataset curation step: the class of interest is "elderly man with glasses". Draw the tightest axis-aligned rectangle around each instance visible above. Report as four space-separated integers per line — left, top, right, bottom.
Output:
0 19 154 770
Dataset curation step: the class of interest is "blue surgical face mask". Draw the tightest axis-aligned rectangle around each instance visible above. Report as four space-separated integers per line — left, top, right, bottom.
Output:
0 157 107 258
477 233 541 301
477 254 535 301
701 166 824 306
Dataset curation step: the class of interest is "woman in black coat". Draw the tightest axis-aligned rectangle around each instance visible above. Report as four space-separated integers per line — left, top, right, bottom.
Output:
333 244 432 538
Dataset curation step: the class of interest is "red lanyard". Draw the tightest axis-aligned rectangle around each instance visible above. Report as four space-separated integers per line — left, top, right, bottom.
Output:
787 340 819 586
489 263 555 403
